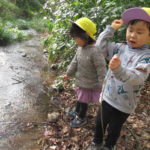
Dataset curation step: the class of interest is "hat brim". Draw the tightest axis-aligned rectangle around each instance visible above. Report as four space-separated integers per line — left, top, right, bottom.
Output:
122 7 150 25
69 20 85 31
69 20 74 24
69 20 95 40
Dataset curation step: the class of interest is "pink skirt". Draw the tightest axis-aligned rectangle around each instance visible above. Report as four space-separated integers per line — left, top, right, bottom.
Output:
75 88 101 104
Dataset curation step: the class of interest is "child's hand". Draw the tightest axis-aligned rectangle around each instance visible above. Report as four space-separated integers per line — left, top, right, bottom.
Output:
136 67 147 72
63 75 70 86
111 19 123 30
109 54 121 71
64 74 69 80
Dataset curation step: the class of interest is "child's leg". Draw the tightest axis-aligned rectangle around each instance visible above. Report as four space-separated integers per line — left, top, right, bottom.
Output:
78 102 88 119
70 101 88 127
67 101 81 119
75 101 81 114
93 101 111 144
104 107 129 149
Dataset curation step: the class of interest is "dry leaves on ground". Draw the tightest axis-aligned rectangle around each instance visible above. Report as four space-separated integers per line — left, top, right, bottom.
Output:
41 82 150 150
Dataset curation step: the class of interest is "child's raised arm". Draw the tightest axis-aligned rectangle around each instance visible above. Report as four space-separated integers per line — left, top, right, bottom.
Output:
111 19 123 30
96 19 124 60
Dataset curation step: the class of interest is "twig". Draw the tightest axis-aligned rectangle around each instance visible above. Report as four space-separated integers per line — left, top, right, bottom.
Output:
0 121 52 126
125 124 142 149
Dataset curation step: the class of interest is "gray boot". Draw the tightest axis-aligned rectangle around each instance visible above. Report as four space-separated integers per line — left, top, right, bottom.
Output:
86 142 103 150
100 146 116 150
100 147 110 150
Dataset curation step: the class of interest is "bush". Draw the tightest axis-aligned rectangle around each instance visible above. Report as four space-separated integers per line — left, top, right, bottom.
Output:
16 0 46 18
0 22 28 46
29 17 49 32
15 19 30 30
0 0 20 20
0 0 48 45
43 0 150 68
0 24 12 45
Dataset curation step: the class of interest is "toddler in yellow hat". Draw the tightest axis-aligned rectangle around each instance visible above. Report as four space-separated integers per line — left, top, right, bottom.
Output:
64 17 106 128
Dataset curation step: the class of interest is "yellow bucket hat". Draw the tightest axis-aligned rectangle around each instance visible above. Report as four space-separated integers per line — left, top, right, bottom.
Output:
71 17 96 40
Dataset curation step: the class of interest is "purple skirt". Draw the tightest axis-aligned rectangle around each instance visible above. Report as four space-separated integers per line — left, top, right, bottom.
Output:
75 88 101 104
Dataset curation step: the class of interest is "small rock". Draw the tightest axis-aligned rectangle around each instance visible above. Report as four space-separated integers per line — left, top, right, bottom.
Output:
49 145 57 149
64 107 70 114
50 64 58 70
43 49 48 54
21 53 27 57
47 112 60 122
5 102 11 109
51 86 64 93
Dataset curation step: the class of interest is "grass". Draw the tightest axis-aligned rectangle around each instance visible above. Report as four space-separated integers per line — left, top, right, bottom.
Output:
0 17 48 46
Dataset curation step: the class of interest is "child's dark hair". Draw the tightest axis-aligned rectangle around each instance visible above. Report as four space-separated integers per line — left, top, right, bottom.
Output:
70 23 95 45
128 19 150 32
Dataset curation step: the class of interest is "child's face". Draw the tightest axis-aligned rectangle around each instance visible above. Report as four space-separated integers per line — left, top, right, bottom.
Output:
74 37 86 47
126 21 150 48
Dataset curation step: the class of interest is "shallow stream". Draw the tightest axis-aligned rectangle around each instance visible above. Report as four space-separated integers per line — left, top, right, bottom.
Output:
0 30 52 150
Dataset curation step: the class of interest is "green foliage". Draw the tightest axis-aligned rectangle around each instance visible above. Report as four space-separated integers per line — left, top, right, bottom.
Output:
28 17 49 32
15 19 30 30
0 0 20 20
0 0 48 45
0 0 46 19
0 21 28 46
0 24 12 45
43 0 150 68
16 0 46 18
